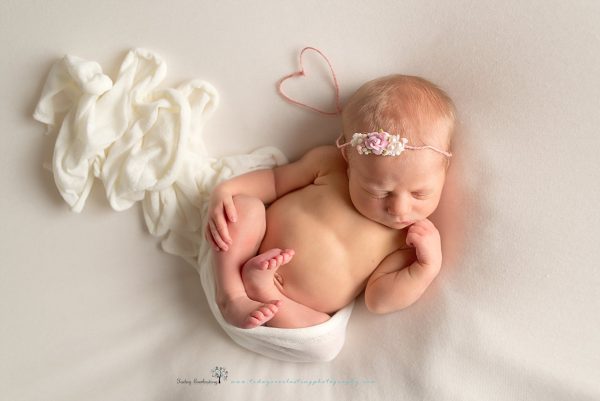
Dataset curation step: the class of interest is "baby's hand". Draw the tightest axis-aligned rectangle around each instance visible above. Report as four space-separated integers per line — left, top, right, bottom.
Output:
205 185 238 251
405 219 442 270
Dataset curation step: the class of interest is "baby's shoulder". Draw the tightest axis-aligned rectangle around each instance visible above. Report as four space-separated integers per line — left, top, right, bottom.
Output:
303 144 340 158
302 145 345 171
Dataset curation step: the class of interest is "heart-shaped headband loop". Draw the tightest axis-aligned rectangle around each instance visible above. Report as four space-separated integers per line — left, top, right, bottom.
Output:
277 47 343 116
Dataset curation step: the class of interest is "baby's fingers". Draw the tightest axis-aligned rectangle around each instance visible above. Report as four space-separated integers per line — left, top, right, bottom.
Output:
409 224 427 235
406 230 424 248
224 197 238 223
406 234 417 248
212 208 233 245
205 225 221 251
209 220 230 251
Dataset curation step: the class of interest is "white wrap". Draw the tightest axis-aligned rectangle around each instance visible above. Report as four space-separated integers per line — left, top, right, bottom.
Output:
34 48 354 362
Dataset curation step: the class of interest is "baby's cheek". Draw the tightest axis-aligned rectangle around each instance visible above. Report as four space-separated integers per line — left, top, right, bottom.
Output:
422 200 440 217
352 194 375 217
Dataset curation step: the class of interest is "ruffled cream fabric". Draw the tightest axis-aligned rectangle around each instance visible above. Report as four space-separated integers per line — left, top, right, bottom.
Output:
34 49 354 362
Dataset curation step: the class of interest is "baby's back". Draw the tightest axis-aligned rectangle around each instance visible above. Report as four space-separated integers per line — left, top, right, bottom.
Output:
259 147 405 314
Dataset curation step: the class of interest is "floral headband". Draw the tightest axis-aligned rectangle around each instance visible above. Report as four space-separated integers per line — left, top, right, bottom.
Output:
336 130 452 158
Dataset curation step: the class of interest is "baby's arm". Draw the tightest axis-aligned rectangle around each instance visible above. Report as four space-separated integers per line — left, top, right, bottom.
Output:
206 146 331 250
364 219 442 314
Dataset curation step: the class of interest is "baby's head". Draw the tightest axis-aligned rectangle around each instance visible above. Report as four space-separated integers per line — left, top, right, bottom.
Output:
339 74 456 229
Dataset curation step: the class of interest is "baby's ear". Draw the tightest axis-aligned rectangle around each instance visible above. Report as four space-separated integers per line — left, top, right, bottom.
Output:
340 146 349 162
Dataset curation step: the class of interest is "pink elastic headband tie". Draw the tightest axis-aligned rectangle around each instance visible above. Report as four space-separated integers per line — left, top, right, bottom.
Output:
337 131 452 158
277 47 343 116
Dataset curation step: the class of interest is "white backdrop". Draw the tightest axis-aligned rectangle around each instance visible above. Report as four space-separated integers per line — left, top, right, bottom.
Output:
1 1 599 400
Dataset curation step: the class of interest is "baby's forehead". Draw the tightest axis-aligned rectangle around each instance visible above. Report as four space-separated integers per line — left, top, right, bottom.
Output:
355 149 440 171
351 152 444 184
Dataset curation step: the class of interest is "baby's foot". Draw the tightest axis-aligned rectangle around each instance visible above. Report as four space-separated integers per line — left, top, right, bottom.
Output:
220 296 283 329
244 248 295 271
242 248 294 302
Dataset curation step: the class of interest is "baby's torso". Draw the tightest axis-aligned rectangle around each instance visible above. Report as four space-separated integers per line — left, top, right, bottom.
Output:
259 151 407 314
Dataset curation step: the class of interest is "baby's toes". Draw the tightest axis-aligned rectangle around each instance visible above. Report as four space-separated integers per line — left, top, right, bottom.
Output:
259 306 274 317
250 303 280 324
244 313 264 328
283 249 295 261
267 301 281 313
263 300 282 313
250 309 268 322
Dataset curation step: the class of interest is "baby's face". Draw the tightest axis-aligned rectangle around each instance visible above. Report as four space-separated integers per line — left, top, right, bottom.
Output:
346 150 447 230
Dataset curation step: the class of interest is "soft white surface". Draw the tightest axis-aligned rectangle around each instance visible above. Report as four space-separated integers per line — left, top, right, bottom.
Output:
2 0 599 400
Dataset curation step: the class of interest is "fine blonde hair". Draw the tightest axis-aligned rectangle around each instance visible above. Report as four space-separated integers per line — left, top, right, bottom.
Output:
342 75 456 155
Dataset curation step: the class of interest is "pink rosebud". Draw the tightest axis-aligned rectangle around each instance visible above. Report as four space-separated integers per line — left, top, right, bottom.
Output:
364 132 388 155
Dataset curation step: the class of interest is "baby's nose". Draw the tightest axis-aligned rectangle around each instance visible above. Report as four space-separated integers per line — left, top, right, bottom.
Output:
387 196 410 217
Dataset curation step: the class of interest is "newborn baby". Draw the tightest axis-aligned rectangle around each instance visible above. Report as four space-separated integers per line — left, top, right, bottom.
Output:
205 74 456 329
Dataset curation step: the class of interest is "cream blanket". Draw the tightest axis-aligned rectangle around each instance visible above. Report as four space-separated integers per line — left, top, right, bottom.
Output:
34 48 353 362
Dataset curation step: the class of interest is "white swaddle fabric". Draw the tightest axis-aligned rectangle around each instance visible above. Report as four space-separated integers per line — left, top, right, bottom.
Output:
34 49 354 362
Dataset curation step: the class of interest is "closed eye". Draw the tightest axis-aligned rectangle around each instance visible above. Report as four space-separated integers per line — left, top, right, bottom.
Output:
412 192 432 199
364 188 390 199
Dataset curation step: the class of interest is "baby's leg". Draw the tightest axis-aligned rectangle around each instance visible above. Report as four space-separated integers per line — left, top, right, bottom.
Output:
242 251 331 328
212 195 282 329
